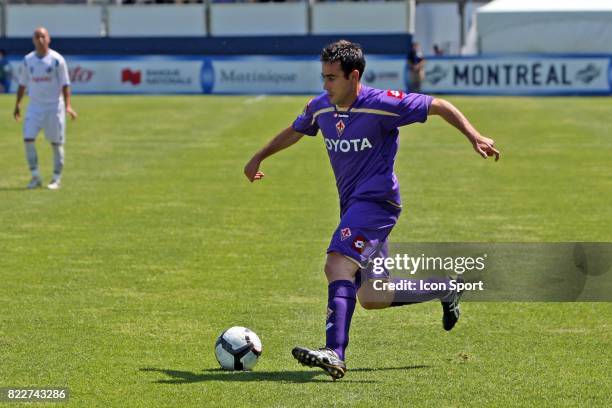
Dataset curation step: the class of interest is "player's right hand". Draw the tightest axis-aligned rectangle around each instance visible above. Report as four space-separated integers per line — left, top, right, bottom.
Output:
13 106 21 121
244 156 265 182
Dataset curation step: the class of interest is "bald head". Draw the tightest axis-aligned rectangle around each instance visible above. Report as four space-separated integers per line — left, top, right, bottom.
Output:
32 27 50 56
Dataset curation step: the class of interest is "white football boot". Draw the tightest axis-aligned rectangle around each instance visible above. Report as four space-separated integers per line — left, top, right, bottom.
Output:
47 177 61 190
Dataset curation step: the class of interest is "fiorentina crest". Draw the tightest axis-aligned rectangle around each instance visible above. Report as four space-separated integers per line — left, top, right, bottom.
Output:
335 119 345 137
340 227 352 241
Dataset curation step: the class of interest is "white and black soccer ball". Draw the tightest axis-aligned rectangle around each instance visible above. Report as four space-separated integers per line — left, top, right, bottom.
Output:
215 326 262 371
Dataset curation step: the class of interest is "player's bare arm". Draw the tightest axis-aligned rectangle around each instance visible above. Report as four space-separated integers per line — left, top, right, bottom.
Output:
13 85 26 121
244 126 304 182
428 98 500 161
63 85 77 120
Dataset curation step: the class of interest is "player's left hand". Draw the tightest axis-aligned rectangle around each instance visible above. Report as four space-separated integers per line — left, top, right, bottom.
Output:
66 106 77 120
472 135 500 161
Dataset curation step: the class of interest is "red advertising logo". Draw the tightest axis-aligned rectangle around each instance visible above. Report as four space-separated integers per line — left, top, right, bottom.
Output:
352 236 366 254
122 69 141 85
386 89 404 99
69 66 94 83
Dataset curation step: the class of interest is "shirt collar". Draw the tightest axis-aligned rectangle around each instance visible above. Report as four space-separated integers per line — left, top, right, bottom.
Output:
335 84 367 113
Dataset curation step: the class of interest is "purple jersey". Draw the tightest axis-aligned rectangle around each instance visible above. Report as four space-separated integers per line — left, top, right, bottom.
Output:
292 85 433 210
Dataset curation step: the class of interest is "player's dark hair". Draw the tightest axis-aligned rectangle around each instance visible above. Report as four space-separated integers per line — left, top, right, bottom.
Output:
321 40 366 80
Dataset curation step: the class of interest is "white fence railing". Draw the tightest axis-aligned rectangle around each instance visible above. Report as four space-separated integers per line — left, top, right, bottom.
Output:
0 2 411 38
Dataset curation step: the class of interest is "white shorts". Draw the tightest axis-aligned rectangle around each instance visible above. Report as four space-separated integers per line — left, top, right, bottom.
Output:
23 103 66 145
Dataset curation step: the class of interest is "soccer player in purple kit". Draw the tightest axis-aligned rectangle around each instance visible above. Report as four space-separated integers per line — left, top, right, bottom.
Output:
244 40 500 380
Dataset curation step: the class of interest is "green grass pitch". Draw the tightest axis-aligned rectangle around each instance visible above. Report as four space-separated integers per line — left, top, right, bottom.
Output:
0 94 610 407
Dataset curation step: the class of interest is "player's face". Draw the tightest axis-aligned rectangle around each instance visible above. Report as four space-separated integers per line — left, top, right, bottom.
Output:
32 28 50 55
322 61 358 107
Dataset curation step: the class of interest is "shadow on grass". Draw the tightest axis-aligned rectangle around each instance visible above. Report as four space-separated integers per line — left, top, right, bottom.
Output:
0 187 27 192
140 365 428 384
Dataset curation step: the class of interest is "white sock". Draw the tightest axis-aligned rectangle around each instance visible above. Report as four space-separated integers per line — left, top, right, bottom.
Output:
25 142 39 177
52 144 64 180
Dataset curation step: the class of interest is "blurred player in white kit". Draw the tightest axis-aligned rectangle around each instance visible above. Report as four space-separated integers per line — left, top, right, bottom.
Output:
13 27 77 190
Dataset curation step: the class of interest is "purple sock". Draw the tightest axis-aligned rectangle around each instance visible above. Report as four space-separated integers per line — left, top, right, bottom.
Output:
325 280 356 361
390 276 453 306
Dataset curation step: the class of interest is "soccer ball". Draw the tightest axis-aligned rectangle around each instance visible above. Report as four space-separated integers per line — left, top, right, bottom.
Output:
214 326 262 371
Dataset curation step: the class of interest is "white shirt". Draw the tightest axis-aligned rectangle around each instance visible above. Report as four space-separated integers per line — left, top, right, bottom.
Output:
18 49 70 107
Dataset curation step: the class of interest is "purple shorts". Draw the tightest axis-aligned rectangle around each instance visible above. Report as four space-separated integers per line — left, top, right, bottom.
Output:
327 200 402 271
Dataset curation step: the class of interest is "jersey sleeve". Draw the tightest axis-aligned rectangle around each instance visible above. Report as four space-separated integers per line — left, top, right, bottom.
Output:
18 58 29 87
57 56 70 87
384 91 433 129
291 99 319 136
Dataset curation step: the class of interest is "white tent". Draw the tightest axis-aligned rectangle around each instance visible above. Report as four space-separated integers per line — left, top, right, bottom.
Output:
476 0 612 54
